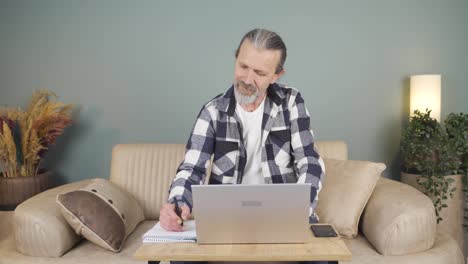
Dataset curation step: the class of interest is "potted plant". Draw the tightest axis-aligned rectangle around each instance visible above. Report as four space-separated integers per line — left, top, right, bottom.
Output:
0 90 72 207
401 109 461 221
444 112 468 231
400 109 463 249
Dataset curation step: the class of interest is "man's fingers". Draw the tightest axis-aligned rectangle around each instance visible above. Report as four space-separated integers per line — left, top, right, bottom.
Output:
160 218 183 232
181 205 191 220
159 203 184 231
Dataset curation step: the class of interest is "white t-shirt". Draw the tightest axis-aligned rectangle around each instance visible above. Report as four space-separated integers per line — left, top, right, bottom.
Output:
235 99 265 184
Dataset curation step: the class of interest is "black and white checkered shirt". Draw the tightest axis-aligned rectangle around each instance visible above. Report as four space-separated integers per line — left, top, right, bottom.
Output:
168 83 325 222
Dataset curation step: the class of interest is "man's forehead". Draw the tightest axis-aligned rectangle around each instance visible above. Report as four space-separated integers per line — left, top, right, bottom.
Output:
237 40 281 73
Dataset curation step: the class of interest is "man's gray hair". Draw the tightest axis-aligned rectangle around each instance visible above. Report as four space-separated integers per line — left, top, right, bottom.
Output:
235 28 287 74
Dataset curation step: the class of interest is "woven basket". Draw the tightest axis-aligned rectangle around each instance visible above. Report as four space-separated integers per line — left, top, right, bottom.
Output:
0 170 51 206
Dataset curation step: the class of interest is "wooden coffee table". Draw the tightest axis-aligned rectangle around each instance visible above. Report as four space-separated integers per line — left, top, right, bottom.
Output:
134 224 351 263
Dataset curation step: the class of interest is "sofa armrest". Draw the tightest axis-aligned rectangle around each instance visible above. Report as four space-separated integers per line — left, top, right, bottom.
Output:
14 179 93 257
361 177 436 255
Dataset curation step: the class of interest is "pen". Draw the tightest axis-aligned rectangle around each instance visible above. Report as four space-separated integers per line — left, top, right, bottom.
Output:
172 197 183 226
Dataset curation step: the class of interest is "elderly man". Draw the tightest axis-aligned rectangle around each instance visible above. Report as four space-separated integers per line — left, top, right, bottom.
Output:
160 29 327 264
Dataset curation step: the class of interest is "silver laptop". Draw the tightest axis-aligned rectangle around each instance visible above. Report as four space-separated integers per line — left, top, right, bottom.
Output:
192 183 311 244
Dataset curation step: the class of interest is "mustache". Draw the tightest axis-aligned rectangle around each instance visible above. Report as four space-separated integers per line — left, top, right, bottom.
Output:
236 80 257 92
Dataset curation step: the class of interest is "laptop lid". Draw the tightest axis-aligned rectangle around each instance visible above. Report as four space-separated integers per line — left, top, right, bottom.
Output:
192 183 311 244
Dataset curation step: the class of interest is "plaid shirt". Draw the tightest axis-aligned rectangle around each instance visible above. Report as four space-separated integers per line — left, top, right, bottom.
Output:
168 83 325 222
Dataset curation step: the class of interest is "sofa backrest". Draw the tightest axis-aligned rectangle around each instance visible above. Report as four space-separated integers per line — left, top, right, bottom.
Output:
109 141 347 220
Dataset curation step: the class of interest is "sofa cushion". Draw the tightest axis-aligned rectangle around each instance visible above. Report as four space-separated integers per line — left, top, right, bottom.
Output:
341 232 463 264
57 178 144 252
108 141 348 220
14 179 92 257
316 159 385 238
109 143 187 220
361 178 437 255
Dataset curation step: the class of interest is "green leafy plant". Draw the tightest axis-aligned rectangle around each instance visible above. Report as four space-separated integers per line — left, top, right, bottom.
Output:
444 112 468 230
401 109 461 223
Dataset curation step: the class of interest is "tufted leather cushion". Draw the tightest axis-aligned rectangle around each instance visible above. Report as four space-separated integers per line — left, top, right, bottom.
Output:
316 159 386 238
57 178 144 252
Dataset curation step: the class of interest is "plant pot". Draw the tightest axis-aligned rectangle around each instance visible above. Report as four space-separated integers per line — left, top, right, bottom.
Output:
401 172 464 251
0 170 51 207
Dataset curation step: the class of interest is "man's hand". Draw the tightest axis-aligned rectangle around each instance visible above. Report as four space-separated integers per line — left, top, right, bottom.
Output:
159 203 191 232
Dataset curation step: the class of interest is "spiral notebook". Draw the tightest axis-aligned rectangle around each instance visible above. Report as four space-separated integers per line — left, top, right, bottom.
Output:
142 220 197 243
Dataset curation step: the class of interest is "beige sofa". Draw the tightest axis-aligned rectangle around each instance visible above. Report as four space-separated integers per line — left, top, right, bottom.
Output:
0 141 464 264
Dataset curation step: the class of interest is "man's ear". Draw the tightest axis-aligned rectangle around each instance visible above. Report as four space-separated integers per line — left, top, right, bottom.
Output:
271 69 285 84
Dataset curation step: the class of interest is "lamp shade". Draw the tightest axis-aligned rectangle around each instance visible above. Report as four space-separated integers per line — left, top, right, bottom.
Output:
410 74 441 121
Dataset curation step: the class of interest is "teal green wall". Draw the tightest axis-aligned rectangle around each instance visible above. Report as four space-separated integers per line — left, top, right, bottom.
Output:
1 0 468 184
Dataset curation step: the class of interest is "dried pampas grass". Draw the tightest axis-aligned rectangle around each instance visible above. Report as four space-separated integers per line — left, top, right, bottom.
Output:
0 90 72 178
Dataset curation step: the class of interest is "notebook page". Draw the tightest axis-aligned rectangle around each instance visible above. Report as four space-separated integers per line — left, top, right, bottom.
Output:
142 220 197 242
143 237 196 243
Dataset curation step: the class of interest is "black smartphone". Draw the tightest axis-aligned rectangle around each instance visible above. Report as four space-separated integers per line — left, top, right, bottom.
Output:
310 224 338 237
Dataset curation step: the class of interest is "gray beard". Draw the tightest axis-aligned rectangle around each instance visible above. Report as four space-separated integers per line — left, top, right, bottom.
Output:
234 81 259 105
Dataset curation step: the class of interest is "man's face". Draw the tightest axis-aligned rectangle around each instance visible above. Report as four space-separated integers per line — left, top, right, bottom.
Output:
234 40 284 105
